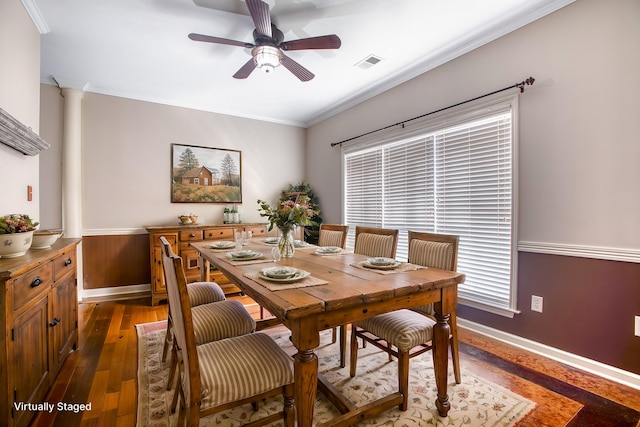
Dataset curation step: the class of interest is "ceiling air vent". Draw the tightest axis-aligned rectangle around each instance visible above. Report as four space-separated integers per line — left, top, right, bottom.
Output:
355 55 383 70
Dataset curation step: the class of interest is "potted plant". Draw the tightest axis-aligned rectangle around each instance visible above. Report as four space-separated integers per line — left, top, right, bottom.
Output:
0 214 39 258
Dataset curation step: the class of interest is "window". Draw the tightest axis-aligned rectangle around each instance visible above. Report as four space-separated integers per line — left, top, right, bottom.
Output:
343 94 518 316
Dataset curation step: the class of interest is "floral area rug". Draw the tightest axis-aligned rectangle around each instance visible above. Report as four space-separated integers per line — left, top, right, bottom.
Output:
136 321 535 426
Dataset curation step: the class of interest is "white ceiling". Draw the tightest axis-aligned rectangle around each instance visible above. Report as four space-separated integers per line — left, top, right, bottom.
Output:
30 0 572 127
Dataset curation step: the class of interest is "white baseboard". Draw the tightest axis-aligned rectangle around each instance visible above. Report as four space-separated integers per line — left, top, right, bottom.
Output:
81 284 150 301
458 318 640 391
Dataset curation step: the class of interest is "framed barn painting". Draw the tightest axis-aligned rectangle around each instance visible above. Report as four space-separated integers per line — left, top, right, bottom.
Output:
171 143 242 203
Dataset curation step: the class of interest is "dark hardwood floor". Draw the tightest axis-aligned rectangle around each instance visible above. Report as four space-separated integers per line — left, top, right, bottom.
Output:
31 296 640 427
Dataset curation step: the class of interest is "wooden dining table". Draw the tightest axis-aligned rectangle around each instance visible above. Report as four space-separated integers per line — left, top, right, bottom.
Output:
190 239 465 427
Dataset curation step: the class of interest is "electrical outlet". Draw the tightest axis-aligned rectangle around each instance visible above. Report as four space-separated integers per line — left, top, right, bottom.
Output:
635 316 640 337
531 295 543 313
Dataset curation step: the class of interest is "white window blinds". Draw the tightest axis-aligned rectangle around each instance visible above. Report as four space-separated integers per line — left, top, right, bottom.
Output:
343 95 518 314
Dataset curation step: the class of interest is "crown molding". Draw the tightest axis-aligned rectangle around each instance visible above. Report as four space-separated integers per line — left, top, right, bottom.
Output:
20 0 50 34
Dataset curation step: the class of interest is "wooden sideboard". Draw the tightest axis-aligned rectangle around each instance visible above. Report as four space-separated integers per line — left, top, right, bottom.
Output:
144 223 269 306
0 238 81 427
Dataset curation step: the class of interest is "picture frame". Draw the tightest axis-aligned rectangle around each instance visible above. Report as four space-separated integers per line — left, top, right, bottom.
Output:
171 143 242 203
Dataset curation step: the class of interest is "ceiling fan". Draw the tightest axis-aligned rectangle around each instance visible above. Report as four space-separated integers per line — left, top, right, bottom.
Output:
188 0 341 81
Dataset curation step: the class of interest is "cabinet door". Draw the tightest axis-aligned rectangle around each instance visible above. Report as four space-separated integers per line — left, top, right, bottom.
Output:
12 295 50 427
179 246 202 282
51 275 78 374
152 246 167 293
150 233 178 306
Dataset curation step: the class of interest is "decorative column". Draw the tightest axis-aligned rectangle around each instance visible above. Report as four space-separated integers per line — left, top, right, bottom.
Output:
60 88 84 298
61 88 83 238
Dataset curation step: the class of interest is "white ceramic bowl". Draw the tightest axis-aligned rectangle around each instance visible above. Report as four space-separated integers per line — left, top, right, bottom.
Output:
31 231 62 249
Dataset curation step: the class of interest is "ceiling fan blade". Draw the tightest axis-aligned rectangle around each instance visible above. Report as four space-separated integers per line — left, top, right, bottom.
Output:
281 55 314 82
246 0 271 38
281 35 342 51
233 58 257 79
188 33 253 48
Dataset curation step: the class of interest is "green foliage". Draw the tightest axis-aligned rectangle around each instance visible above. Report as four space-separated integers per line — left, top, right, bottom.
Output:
0 214 39 234
280 181 322 243
257 195 318 231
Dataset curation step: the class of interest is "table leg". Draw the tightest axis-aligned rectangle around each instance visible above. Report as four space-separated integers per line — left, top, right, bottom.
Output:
295 349 318 427
433 311 451 417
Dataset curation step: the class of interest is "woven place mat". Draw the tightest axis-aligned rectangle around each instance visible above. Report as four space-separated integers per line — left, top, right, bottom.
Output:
244 272 328 291
351 261 426 275
213 252 275 266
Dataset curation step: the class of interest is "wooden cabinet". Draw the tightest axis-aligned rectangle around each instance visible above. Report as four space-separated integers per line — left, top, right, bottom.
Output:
145 223 268 306
0 238 80 427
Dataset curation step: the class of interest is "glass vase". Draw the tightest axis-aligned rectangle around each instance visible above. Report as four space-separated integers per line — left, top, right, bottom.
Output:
278 226 295 258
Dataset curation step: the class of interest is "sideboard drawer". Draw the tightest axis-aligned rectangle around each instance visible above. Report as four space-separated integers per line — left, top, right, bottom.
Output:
203 228 234 240
244 225 268 237
53 249 77 282
13 262 53 311
180 230 203 241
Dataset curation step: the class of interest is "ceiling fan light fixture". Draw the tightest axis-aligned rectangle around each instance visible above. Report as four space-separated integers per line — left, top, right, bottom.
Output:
252 46 283 74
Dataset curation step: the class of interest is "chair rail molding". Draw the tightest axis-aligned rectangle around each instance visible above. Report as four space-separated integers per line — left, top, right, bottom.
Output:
0 107 50 155
518 241 640 264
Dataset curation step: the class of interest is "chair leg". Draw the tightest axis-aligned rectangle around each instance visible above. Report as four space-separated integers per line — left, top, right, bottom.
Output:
339 325 347 368
349 327 359 377
283 383 295 427
450 312 461 384
398 350 410 411
167 343 178 390
171 373 181 414
162 315 172 362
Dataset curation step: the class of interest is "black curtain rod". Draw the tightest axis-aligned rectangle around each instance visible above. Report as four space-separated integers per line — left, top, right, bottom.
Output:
330 76 535 148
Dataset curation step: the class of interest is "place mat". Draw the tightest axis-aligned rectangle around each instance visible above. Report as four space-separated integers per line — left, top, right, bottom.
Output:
312 249 350 256
202 245 236 251
351 261 426 275
213 252 274 266
244 271 328 291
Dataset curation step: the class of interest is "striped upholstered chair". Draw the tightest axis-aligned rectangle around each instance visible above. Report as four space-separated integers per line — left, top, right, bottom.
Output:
349 231 460 411
317 224 349 249
332 226 399 368
354 226 399 258
159 238 257 396
406 231 461 383
160 237 295 427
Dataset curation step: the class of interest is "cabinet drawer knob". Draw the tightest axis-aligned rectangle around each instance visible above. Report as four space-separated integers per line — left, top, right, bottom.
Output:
49 317 61 327
190 233 196 238
31 276 43 288
64 258 73 266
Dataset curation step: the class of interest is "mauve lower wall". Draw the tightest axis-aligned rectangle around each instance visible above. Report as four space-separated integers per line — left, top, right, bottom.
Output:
457 252 640 375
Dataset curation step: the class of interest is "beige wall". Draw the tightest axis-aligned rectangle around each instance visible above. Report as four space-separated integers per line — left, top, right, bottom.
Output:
306 0 640 252
0 0 41 216
38 89 307 232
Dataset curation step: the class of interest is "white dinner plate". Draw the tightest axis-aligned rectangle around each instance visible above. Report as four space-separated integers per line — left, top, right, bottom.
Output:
315 246 342 255
227 251 263 261
207 241 235 249
258 269 310 283
363 258 401 270
261 266 298 279
264 237 279 244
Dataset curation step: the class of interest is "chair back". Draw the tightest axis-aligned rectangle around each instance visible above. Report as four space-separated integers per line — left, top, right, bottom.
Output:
354 226 399 258
159 236 201 416
318 224 349 249
407 231 459 270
